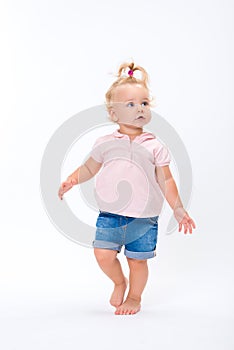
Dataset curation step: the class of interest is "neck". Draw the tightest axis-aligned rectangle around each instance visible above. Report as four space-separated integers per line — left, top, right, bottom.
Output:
118 124 143 137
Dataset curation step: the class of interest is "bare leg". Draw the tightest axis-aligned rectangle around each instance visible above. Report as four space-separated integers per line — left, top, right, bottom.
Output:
94 248 128 307
115 258 148 315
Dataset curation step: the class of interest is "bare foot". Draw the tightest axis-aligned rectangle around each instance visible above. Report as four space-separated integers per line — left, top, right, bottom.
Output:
115 297 141 315
110 278 128 307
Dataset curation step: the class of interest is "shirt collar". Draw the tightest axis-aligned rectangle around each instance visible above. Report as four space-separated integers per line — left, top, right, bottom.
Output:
113 129 155 142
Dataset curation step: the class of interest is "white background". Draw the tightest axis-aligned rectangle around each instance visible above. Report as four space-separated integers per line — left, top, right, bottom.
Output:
1 0 234 349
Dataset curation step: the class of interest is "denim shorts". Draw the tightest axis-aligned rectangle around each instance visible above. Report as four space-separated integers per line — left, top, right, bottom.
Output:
93 211 159 260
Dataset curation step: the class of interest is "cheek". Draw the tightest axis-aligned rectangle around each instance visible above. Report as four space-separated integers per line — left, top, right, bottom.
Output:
146 109 152 118
118 109 135 119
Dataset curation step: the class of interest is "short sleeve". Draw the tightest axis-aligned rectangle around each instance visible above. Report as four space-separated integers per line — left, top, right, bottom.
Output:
90 138 104 163
153 143 171 166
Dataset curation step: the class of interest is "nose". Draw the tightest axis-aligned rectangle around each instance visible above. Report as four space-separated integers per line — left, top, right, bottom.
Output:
137 104 144 112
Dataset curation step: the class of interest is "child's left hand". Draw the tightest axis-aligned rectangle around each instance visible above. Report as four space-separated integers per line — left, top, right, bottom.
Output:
174 207 196 234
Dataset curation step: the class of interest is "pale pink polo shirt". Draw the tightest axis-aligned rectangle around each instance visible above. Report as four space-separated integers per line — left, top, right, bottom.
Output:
90 129 171 218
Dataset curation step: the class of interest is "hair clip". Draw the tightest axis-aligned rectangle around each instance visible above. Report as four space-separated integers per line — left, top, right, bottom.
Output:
128 69 134 76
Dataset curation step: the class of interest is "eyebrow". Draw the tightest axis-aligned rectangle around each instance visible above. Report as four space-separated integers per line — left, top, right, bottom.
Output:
124 97 150 102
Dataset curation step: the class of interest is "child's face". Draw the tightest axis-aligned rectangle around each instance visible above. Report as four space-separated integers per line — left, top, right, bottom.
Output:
110 84 151 128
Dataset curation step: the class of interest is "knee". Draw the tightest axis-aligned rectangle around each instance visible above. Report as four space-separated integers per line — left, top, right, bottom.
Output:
94 248 117 264
127 258 147 267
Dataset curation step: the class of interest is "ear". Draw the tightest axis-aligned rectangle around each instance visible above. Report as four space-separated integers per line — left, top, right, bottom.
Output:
109 109 118 122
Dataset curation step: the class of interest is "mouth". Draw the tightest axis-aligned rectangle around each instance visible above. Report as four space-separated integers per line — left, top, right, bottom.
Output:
135 116 145 120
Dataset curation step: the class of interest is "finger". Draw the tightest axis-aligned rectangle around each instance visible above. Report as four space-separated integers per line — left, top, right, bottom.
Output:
58 189 64 200
185 220 192 234
62 182 70 189
179 222 182 232
187 218 196 229
188 222 193 234
188 219 196 232
184 223 188 234
191 219 196 229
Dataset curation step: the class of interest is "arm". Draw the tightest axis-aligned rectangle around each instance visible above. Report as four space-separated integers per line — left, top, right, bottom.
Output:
156 165 196 234
67 156 102 184
58 157 102 200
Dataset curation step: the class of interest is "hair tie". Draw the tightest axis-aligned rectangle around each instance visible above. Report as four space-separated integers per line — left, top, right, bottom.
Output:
128 69 134 77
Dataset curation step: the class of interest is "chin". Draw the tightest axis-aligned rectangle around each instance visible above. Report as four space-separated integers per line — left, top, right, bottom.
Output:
136 120 150 126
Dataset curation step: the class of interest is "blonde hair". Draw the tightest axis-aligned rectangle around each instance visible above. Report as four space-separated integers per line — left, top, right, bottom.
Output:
105 62 151 112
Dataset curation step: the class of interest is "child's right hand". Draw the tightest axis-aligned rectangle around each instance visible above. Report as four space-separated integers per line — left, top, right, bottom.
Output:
58 178 77 200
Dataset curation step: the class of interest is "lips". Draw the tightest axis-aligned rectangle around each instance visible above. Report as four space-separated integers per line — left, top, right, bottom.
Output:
135 116 145 120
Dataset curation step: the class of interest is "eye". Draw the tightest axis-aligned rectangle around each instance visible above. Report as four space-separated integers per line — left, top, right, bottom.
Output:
126 102 135 107
142 101 149 107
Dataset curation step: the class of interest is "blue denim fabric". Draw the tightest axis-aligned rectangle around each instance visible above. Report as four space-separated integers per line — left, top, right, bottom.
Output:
93 211 158 260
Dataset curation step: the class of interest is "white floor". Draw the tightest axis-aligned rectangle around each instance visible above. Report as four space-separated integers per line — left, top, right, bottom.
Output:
1 276 233 350
1 219 233 350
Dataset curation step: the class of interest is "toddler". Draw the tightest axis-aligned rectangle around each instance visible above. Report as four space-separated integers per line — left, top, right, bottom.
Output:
58 62 196 315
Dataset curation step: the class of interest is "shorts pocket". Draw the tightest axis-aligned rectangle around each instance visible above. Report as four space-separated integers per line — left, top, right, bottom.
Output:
148 216 159 225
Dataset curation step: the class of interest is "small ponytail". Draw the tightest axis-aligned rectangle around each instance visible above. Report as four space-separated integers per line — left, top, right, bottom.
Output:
106 61 150 111
117 62 149 86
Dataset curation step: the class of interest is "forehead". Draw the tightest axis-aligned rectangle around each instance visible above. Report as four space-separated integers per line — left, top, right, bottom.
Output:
112 84 149 101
